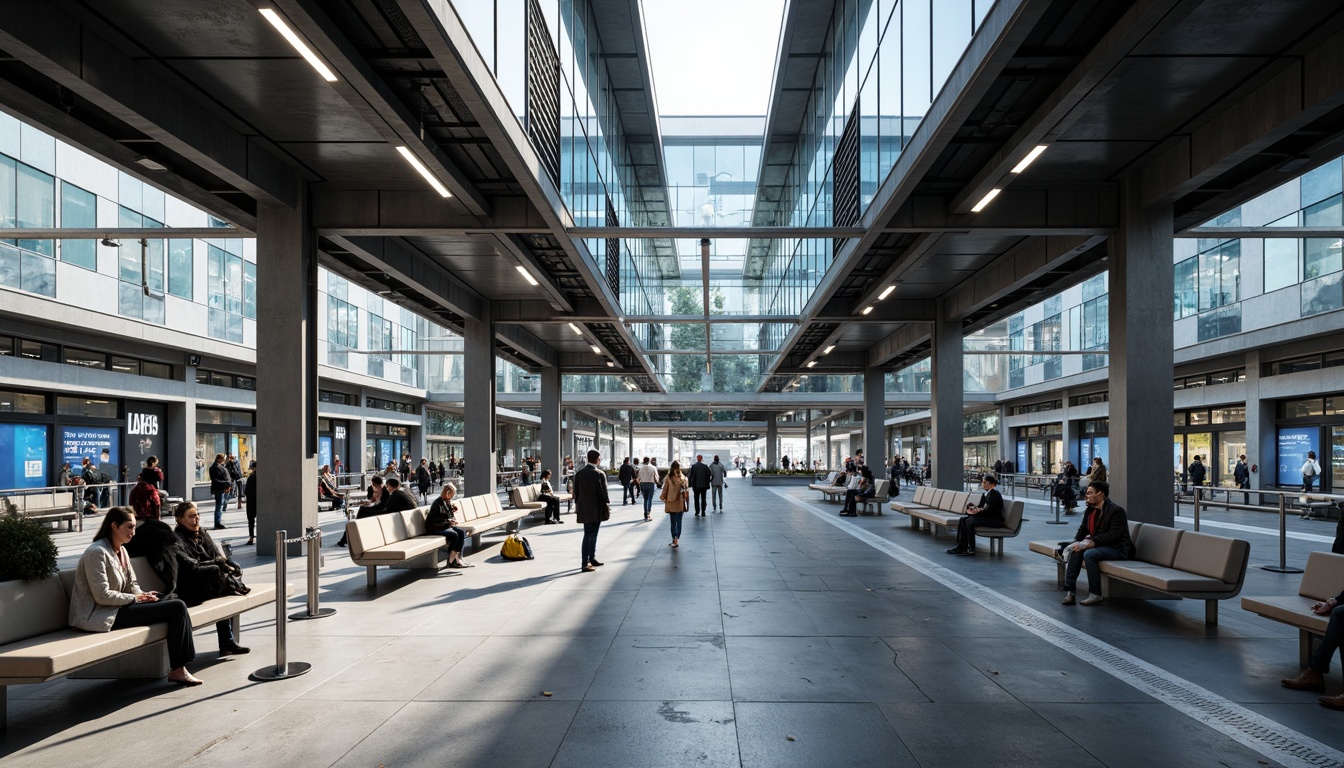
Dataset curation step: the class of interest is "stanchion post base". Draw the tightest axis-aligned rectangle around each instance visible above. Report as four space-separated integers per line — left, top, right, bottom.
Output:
1261 565 1305 574
249 662 312 681
289 607 337 621
1045 520 1069 525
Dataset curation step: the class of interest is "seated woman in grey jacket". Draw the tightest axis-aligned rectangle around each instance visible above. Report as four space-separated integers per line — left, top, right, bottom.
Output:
68 506 202 686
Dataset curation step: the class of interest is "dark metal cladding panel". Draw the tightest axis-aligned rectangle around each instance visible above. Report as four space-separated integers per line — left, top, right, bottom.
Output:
833 102 861 264
605 196 620 300
526 0 562 188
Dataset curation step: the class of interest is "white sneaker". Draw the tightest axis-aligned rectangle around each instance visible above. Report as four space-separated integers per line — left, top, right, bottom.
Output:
1080 594 1105 606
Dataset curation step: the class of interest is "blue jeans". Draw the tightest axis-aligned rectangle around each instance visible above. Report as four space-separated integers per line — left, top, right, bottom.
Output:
622 481 635 504
581 521 601 567
1309 604 1344 673
711 485 723 509
641 483 656 516
1064 545 1125 593
213 493 226 526
668 511 684 539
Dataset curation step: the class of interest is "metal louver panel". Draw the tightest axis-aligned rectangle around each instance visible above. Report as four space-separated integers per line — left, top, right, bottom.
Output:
832 102 861 257
526 0 561 188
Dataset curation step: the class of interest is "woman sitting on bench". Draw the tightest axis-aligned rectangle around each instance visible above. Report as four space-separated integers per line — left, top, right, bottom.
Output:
426 484 471 568
948 474 1004 556
68 507 203 686
539 469 563 524
839 466 875 517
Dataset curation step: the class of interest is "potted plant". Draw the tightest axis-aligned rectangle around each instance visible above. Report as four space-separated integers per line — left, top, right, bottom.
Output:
0 513 60 583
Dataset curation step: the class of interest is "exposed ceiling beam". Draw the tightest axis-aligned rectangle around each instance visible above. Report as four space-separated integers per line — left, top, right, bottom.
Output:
496 324 559 368
0 2 300 206
940 235 1107 322
325 234 483 321
311 191 550 234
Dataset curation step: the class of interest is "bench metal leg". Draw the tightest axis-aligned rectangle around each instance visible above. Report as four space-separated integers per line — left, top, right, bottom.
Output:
1205 600 1218 626
366 565 378 589
471 533 482 552
1 685 6 733
1301 628 1316 668
231 614 242 640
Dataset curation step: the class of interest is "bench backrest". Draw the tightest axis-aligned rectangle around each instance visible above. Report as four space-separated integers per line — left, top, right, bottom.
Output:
943 492 971 513
822 471 838 485
870 480 889 500
1300 551 1344 600
459 497 481 521
1002 500 1024 532
913 485 930 504
481 493 505 516
377 512 411 545
928 489 946 508
348 517 385 556
1133 524 1182 567
1171 530 1250 587
507 488 523 507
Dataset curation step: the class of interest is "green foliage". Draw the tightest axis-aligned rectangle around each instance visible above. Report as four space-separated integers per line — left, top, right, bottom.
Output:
0 516 60 582
665 287 762 394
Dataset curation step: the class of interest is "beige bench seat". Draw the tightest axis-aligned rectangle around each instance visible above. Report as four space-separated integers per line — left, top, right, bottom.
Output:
1242 551 1344 669
1030 521 1250 624
808 472 839 491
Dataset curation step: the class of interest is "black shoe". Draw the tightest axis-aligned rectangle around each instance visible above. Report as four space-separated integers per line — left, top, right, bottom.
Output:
213 524 227 530
220 643 251 656
336 537 347 547
958 550 976 557
589 559 604 567
947 547 965 555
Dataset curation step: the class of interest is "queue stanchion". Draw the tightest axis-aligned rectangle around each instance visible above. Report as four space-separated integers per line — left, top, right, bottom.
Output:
1046 484 1066 525
290 526 336 621
250 530 314 681
1262 494 1304 574
1193 487 1201 532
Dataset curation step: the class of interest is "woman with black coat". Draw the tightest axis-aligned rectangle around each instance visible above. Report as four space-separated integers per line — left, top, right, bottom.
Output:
172 502 251 655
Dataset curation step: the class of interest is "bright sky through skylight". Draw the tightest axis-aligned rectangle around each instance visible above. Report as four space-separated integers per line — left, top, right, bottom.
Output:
642 0 785 117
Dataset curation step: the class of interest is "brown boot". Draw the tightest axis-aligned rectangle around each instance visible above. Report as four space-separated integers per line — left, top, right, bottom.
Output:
1282 668 1326 692
1320 693 1344 710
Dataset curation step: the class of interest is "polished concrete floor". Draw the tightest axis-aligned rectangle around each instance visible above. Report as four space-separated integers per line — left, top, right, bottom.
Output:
5 482 1344 767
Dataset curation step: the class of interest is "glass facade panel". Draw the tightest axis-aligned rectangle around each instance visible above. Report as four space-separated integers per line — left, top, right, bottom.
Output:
59 182 96 269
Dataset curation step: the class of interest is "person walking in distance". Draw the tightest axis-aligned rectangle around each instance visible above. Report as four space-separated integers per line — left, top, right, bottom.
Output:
637 456 660 522
208 453 231 530
415 458 432 503
225 454 243 510
619 457 636 505
709 455 728 512
1234 454 1252 505
687 454 711 516
1303 451 1322 493
660 460 689 548
573 449 610 572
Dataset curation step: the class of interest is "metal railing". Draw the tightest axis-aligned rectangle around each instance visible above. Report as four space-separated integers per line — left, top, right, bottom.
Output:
1186 485 1342 574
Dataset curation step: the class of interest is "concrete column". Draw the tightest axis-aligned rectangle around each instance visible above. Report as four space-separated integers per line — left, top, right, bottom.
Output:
666 431 674 465
353 418 369 475
825 419 832 468
766 413 778 468
411 423 428 466
164 400 194 501
464 303 496 496
500 423 517 469
1059 392 1074 473
1244 350 1272 494
864 367 886 471
540 367 562 477
1109 179 1174 524
805 410 812 469
997 404 1012 471
931 300 964 489
255 195 318 557
562 410 572 465
627 413 635 462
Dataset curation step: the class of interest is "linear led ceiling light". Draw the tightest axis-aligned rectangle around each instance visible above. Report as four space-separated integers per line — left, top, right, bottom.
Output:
971 188 1001 213
590 344 602 355
823 345 836 355
515 265 539 286
1010 145 1047 174
878 284 896 300
806 361 816 368
861 305 874 315
568 322 583 335
259 9 338 82
605 360 615 368
395 146 452 198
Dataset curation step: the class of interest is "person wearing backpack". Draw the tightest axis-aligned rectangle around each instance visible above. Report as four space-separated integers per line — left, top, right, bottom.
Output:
1303 451 1323 493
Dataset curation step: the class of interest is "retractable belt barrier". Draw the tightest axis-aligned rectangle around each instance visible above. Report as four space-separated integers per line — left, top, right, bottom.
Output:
250 527 330 681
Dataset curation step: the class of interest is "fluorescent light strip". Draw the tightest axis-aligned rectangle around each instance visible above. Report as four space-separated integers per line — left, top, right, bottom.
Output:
258 9 337 82
569 322 583 335
590 344 602 355
861 306 874 315
514 265 539 286
1011 145 1047 174
605 360 615 367
395 146 452 198
971 188 1002 213
878 284 896 300
823 345 836 355
806 361 816 368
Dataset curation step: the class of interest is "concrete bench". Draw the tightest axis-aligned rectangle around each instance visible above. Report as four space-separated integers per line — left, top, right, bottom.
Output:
507 483 572 516
1242 551 1344 674
1029 522 1250 624
807 472 839 491
1 491 79 532
455 493 530 548
819 476 858 503
891 487 973 534
970 500 1025 555
0 557 283 731
856 479 890 516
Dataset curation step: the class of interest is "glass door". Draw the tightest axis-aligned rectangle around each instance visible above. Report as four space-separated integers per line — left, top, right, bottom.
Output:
1218 431 1247 487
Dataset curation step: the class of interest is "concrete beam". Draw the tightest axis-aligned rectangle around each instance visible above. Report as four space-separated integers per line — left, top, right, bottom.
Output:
272 0 490 215
0 3 299 206
325 235 483 320
312 191 548 234
941 235 1107 320
869 324 934 369
496 325 559 368
1140 24 1344 211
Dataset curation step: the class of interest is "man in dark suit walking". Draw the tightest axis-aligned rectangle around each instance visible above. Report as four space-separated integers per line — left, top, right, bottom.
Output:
687 454 711 516
573 449 610 572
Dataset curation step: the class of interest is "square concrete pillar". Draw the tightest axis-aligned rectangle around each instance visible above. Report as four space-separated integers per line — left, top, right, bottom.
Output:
1108 180 1175 524
255 196 318 556
766 413 778 468
540 367 562 477
864 368 887 470
464 304 496 496
931 300 964 489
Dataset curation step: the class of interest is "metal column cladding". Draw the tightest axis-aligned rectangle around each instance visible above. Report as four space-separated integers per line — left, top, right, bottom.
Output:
526 0 561 188
832 102 861 257
606 196 619 299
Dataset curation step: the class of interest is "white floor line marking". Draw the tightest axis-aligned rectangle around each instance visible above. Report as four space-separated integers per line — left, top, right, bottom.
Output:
770 489 1344 768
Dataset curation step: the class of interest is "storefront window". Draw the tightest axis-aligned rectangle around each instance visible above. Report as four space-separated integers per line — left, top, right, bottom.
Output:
0 390 44 413
196 432 227 483
56 396 117 418
1218 431 1247 487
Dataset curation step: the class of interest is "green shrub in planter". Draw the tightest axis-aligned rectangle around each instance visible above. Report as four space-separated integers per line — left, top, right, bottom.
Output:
0 515 59 582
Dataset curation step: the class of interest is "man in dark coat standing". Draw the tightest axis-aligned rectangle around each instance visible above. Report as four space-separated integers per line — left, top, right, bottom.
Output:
618 457 637 505
573 449 610 572
687 454 712 516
